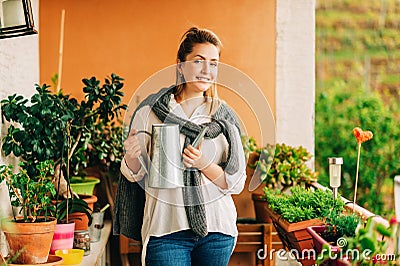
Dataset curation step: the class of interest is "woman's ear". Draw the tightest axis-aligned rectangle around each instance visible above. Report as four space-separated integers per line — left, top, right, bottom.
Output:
177 59 183 74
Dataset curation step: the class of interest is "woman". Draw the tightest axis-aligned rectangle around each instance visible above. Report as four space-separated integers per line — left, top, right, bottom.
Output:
114 27 246 266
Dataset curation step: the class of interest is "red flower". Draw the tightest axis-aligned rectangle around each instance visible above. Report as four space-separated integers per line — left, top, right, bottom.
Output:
353 127 373 144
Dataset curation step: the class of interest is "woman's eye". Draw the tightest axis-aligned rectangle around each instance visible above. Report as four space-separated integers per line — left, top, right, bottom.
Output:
191 60 218 68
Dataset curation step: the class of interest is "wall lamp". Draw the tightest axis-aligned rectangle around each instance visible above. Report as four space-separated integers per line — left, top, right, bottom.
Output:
0 0 37 39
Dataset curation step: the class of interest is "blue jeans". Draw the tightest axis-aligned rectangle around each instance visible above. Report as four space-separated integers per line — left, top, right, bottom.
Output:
145 230 235 266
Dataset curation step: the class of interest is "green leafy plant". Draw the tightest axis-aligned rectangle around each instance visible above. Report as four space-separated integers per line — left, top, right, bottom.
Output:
264 186 344 223
324 211 361 240
315 81 400 215
325 217 398 265
0 160 56 222
1 74 127 225
346 217 396 264
81 120 124 183
309 208 363 265
252 143 318 191
55 197 92 226
1 73 127 180
75 119 125 212
1 84 75 178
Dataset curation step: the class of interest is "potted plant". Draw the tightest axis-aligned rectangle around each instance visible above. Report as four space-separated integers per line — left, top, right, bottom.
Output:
1 73 127 194
250 143 318 222
1 74 127 225
0 160 57 264
315 217 397 265
49 191 96 253
264 186 344 266
82 119 125 218
307 210 361 265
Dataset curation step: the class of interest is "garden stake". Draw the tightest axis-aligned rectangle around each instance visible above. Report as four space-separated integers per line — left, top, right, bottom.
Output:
353 142 361 211
352 127 373 212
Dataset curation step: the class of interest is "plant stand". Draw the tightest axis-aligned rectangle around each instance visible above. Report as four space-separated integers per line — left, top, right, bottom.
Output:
234 222 273 266
265 205 323 266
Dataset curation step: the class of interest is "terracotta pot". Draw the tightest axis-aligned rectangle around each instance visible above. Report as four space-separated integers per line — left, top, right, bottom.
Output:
251 193 272 223
1 217 56 264
50 222 75 254
69 194 98 231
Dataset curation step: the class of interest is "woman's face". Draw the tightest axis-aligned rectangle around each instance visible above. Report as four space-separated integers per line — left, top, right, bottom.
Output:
178 42 219 93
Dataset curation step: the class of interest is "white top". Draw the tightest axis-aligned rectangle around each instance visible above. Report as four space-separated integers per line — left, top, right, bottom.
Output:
120 95 246 264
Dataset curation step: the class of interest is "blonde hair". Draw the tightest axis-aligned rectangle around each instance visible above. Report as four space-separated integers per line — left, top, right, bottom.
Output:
175 27 222 114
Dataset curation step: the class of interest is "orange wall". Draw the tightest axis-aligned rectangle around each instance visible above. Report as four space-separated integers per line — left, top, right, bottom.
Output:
39 0 275 140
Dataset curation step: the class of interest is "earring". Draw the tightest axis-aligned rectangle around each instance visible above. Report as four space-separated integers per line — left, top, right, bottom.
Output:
176 72 184 86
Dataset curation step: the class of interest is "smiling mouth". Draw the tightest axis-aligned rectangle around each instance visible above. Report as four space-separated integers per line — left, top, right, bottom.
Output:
196 76 211 82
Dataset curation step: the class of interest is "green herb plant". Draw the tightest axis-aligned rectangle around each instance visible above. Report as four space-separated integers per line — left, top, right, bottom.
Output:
264 186 344 223
0 160 56 222
324 211 361 240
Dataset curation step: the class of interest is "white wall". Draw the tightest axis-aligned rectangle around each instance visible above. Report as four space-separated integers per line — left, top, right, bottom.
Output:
0 0 39 166
0 0 39 100
276 0 316 164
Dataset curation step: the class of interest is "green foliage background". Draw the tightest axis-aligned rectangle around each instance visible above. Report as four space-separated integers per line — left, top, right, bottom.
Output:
315 0 400 215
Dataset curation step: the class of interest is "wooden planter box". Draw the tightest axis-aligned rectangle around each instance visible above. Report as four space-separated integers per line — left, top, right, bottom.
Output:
264 205 323 266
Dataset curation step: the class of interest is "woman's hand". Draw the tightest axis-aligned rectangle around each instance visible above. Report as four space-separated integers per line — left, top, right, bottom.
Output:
182 141 228 189
182 142 209 170
183 142 228 189
124 129 142 173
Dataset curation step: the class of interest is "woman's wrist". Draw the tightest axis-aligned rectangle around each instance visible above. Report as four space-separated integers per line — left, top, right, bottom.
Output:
200 163 228 189
124 157 141 174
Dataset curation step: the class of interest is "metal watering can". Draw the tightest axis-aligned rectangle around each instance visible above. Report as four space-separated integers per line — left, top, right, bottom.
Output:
135 124 184 189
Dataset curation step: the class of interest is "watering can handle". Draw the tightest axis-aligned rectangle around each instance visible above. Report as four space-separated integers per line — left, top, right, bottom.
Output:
134 130 152 137
132 130 152 175
137 156 148 175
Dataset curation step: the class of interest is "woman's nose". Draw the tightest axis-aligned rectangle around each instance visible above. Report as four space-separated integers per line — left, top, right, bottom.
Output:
201 61 211 73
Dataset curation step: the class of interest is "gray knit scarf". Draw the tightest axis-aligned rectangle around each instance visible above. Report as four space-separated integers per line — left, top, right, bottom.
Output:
114 85 241 240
